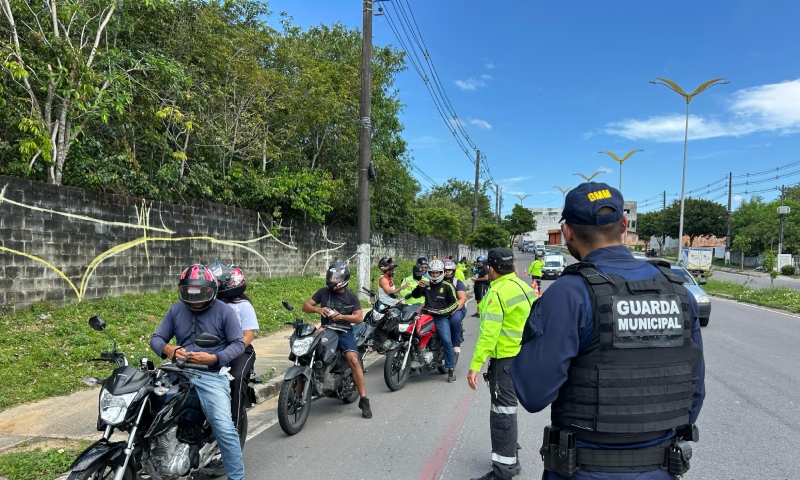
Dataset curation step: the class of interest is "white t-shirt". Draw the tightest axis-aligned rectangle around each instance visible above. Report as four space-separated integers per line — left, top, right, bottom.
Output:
225 300 260 331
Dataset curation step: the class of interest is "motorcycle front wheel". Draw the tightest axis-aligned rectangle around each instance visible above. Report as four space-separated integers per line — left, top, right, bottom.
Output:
383 348 411 391
278 377 311 435
341 371 360 404
67 461 132 480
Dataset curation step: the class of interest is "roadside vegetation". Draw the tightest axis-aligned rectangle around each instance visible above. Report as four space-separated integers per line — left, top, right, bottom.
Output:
0 440 90 480
0 260 425 411
703 279 800 313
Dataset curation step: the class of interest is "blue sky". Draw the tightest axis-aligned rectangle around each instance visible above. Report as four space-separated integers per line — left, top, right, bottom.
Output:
267 0 800 215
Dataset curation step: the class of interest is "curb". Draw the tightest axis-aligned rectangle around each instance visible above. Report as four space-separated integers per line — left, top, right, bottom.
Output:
253 374 284 404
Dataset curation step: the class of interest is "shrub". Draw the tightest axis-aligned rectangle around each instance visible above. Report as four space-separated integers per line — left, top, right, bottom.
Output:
780 265 797 276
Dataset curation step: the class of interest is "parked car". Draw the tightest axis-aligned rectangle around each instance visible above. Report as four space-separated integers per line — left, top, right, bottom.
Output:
670 265 711 327
542 254 566 280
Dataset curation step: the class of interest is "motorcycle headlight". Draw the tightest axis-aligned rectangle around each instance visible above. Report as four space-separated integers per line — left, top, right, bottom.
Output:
291 336 315 356
99 389 138 425
397 323 412 333
696 295 710 303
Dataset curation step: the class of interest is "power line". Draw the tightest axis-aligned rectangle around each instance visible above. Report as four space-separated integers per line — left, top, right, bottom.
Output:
732 159 800 179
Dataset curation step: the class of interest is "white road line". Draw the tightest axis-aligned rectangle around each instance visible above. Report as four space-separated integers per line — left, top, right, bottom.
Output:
712 296 800 320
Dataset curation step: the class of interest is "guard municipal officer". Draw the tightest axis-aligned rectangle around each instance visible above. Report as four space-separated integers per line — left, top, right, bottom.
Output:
468 248 537 480
510 182 705 479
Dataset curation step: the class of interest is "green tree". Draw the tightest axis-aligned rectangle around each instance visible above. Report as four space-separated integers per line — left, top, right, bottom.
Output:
732 235 751 271
663 198 727 247
636 210 667 253
466 223 510 250
503 204 536 246
762 251 778 287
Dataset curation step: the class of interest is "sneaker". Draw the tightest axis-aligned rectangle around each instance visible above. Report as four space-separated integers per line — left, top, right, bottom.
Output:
358 396 373 419
471 312 480 318
447 369 456 383
206 459 225 477
470 472 503 480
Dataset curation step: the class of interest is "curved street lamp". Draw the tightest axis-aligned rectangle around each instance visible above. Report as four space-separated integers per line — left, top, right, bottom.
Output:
650 77 728 248
514 194 530 207
554 186 572 208
598 149 643 193
573 170 605 182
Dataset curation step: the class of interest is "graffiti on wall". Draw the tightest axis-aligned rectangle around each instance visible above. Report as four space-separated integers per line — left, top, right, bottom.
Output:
0 184 301 302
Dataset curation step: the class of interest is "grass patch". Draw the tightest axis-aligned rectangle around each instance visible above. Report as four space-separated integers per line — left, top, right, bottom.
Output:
0 274 365 411
0 440 90 480
704 279 800 313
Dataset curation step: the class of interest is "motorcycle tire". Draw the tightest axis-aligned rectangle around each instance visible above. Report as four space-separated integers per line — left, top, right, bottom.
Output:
67 461 132 480
342 371 360 404
383 348 410 391
278 377 311 435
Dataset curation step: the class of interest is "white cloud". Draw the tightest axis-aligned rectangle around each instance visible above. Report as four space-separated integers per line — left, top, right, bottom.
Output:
597 166 613 173
454 78 487 91
470 118 492 129
603 78 800 142
485 62 495 69
502 176 530 184
481 74 492 80
449 118 464 128
732 195 745 202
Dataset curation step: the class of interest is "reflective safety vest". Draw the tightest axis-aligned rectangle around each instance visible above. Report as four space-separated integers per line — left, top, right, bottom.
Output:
470 273 537 371
398 275 424 305
528 259 544 277
454 267 466 283
551 261 703 445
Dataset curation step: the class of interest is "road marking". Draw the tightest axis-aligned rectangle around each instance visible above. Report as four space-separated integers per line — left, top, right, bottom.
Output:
416 384 478 480
712 296 800 320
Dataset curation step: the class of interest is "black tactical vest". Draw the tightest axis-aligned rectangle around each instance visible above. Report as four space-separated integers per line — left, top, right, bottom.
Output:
551 260 703 445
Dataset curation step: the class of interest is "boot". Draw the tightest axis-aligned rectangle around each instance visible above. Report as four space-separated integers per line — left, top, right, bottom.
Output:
447 368 457 383
358 396 373 419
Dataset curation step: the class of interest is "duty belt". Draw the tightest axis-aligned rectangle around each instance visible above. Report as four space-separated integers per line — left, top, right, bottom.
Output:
540 425 697 476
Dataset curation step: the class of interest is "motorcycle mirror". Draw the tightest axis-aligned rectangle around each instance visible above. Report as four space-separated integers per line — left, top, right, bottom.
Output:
282 301 294 311
194 332 221 348
88 316 106 331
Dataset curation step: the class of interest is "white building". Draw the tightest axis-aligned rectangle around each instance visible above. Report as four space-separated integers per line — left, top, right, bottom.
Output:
523 207 563 244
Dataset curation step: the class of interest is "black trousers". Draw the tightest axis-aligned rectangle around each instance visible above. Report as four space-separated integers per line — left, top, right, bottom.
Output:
475 283 489 302
228 345 256 430
488 357 521 479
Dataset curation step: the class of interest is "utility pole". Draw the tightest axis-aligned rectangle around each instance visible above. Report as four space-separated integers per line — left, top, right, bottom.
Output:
726 172 732 252
779 185 787 255
472 150 480 232
495 184 500 222
661 190 666 256
356 0 373 298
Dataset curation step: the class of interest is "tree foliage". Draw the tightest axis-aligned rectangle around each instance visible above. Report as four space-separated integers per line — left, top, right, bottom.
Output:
636 210 666 249
0 0 428 230
466 223 509 250
503 204 536 245
731 195 800 256
663 198 727 247
732 235 751 271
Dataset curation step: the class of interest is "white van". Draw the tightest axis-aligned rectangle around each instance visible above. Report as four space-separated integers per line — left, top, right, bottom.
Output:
542 254 566 280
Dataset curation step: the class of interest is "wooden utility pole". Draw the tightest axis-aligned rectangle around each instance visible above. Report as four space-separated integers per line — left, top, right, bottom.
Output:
472 150 480 232
357 0 373 298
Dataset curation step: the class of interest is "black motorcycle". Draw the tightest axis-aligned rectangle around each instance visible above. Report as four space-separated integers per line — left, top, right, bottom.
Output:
277 301 367 435
68 316 258 480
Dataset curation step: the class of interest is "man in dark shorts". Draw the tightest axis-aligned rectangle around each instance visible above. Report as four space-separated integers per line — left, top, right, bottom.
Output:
471 255 490 317
301 261 372 419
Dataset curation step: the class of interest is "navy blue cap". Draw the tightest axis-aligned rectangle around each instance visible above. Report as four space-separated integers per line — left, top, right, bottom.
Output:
560 182 624 226
487 248 515 269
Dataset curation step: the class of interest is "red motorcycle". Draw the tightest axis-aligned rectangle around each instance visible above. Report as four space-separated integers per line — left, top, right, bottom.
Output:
383 304 447 391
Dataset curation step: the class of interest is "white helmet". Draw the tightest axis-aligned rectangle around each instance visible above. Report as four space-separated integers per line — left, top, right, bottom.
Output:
428 259 445 284
443 260 457 279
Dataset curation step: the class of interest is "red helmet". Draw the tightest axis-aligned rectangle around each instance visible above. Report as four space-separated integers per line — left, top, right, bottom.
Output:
178 264 218 312
221 264 247 298
326 262 351 290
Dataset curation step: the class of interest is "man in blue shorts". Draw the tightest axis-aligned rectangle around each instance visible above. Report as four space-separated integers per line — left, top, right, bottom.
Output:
302 261 373 419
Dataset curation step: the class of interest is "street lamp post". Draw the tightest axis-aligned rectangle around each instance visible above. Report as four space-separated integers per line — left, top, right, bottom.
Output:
598 149 644 193
514 194 530 207
573 170 604 182
650 77 728 249
554 186 572 208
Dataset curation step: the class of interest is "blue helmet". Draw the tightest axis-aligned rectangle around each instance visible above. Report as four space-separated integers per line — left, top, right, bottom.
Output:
476 256 486 264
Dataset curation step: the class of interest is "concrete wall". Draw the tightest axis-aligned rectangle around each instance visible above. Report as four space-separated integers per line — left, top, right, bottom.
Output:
0 176 477 310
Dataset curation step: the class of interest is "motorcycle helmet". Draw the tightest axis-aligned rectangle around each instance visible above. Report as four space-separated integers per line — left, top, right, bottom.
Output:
476 255 486 265
378 256 397 273
178 264 218 312
208 260 231 286
220 264 246 298
443 260 457 280
428 259 445 284
416 255 429 265
326 262 351 290
412 264 425 281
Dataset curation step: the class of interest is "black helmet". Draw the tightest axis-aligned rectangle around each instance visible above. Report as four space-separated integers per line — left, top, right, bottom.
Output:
412 264 425 281
326 262 351 290
416 255 429 265
378 256 397 272
178 264 218 312
208 260 231 286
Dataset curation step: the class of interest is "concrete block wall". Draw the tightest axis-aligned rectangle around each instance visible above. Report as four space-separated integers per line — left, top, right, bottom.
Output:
0 176 477 310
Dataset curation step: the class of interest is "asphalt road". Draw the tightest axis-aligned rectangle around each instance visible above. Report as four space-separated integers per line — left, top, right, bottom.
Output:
712 269 800 290
235 250 800 480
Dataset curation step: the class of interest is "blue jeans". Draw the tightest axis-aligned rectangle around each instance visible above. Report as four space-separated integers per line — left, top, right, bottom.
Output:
433 316 455 369
449 308 466 348
191 371 245 480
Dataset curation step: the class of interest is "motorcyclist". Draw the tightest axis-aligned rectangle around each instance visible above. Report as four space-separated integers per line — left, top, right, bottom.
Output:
444 260 468 365
301 262 372 419
399 264 426 305
207 261 259 433
411 259 459 383
417 255 430 278
150 264 245 480
378 256 409 307
471 255 490 317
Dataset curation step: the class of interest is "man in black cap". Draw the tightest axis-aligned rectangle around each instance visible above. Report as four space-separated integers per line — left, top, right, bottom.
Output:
510 182 705 480
467 248 537 480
